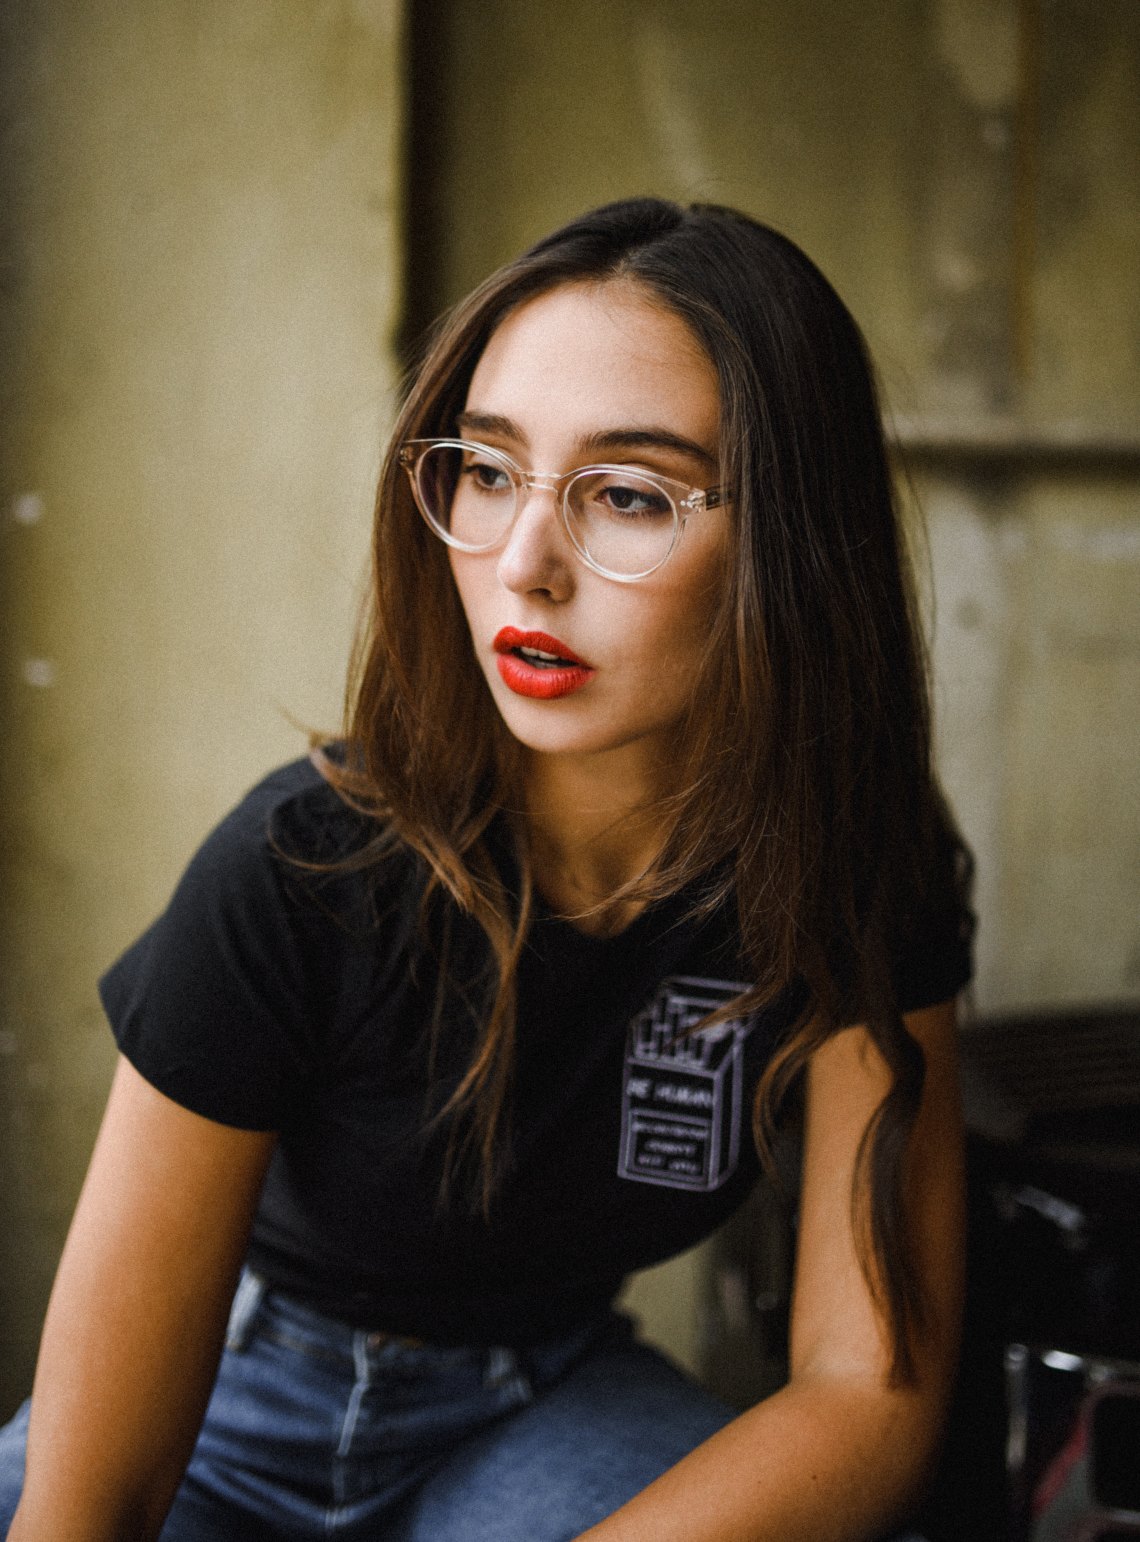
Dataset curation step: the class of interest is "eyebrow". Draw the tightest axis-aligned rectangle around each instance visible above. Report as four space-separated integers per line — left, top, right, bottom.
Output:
454 411 719 474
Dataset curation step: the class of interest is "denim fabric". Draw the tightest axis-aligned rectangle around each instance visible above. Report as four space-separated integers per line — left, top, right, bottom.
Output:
0 1403 27 1538
0 1269 733 1540
0 1270 930 1540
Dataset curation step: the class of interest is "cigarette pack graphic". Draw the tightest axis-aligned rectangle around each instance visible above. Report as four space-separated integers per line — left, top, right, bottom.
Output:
619 975 752 1192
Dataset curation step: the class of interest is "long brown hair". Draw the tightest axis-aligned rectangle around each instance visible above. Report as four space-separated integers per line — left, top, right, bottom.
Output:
324 198 971 1383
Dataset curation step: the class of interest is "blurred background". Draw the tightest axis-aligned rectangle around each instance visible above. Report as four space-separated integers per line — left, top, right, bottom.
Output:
2 0 1138 1531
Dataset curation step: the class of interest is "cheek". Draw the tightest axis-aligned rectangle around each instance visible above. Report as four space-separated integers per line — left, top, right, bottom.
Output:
639 556 724 669
610 598 712 715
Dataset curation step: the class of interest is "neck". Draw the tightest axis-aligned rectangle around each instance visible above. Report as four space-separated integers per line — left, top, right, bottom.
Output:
521 745 676 933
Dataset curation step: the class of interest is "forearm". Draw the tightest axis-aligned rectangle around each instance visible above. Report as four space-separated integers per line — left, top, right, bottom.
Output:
575 1372 943 1542
10 1343 222 1542
8 1286 230 1542
8 1479 174 1542
7 1060 274 1541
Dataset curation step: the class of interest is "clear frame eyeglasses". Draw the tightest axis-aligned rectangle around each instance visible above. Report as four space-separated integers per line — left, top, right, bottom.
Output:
398 438 726 583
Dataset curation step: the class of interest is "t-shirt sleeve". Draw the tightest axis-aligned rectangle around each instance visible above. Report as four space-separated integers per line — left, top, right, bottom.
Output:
99 780 322 1131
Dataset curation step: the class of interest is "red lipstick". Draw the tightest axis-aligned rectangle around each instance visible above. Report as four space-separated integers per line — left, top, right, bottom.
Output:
492 627 596 700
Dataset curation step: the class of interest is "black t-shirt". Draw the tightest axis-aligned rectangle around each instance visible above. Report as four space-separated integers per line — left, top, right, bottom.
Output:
100 757 973 1346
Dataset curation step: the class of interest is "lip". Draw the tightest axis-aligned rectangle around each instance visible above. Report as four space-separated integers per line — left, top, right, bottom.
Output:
492 626 596 700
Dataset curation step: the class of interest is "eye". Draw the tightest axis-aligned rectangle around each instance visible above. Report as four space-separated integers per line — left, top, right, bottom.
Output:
460 454 514 494
590 474 673 521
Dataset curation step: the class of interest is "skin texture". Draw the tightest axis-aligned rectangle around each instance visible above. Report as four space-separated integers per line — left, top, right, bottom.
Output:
8 278 965 1540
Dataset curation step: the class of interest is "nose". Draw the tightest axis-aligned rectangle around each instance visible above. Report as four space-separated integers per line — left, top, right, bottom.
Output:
495 481 575 599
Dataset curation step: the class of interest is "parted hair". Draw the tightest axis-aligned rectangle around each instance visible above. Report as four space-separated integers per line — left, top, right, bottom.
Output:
322 197 972 1383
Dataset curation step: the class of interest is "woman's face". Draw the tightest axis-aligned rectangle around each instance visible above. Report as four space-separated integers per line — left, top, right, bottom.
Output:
448 279 729 780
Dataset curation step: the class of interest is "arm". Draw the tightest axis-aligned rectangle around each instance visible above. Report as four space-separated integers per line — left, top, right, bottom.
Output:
577 998 965 1542
9 1055 276 1542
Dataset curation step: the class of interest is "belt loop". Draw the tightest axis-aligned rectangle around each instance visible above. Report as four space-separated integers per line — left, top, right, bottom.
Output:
224 1267 268 1352
484 1344 530 1396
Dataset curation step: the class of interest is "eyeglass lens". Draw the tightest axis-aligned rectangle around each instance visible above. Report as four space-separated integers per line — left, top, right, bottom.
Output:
412 444 678 578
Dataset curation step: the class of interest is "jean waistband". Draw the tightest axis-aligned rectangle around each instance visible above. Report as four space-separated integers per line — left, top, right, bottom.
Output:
224 1267 623 1387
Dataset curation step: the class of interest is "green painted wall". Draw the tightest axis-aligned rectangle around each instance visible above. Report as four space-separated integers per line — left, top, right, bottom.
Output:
0 0 405 1415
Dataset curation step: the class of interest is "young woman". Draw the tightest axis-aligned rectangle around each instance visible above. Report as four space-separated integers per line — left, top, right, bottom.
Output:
0 198 973 1541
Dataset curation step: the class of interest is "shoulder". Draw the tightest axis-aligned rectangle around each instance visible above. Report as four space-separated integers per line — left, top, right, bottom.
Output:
177 755 422 929
197 755 367 874
98 758 425 1130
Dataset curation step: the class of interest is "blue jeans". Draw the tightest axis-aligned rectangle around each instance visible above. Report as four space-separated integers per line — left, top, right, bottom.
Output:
0 1268 736 1539
0 1269 931 1539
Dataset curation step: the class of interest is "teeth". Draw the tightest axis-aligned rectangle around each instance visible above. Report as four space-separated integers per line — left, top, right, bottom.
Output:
519 646 566 665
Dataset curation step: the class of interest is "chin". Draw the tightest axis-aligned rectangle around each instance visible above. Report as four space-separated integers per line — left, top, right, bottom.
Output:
490 700 653 764
497 710 606 757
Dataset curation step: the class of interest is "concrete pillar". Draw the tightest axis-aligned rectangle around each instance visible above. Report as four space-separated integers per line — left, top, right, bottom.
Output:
0 0 405 1415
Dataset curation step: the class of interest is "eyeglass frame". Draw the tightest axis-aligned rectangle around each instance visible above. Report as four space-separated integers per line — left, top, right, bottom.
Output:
398 437 727 584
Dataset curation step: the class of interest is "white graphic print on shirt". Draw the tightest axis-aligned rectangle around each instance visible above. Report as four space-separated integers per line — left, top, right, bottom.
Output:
618 976 754 1192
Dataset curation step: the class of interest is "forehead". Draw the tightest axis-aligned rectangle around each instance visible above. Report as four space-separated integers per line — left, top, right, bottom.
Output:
464 280 719 452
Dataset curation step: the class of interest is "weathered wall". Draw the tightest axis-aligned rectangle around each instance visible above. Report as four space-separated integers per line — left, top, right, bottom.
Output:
405 0 1139 1369
0 0 404 1415
918 0 1140 1008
